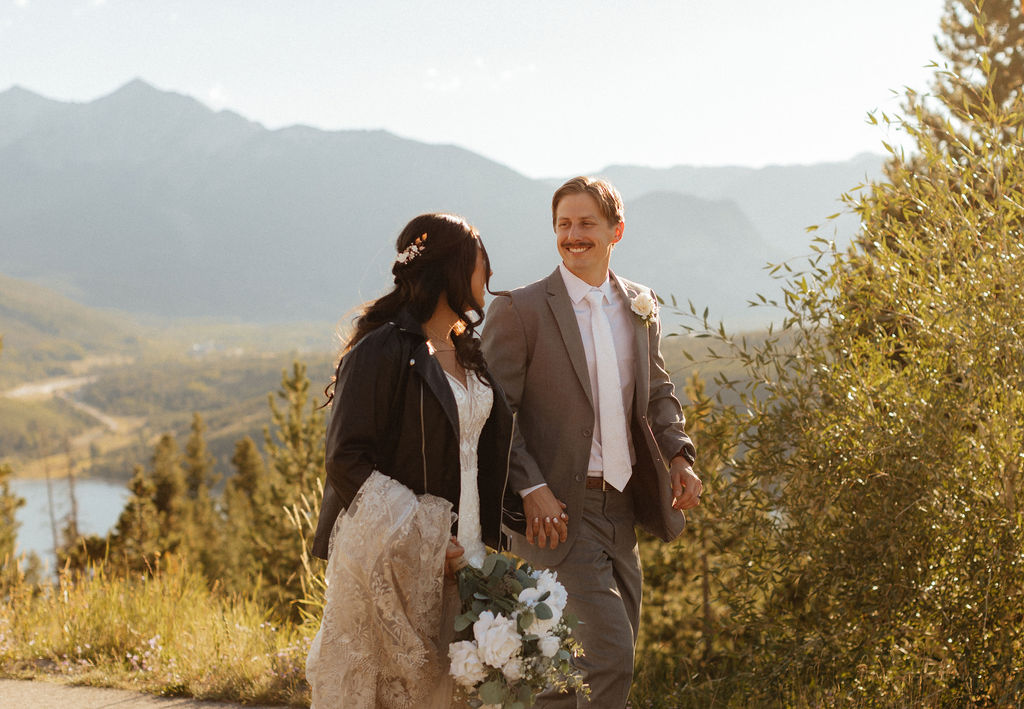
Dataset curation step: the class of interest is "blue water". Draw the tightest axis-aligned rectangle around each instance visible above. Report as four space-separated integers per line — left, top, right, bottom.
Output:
8 477 129 570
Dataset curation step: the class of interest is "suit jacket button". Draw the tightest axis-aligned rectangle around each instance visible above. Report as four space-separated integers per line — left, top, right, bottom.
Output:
574 473 583 482
582 428 592 438
409 358 415 366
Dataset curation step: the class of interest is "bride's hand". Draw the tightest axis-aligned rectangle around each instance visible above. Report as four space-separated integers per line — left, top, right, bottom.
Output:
444 536 466 578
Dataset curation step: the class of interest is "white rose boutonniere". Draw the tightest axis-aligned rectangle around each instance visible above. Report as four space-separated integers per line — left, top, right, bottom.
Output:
630 292 658 326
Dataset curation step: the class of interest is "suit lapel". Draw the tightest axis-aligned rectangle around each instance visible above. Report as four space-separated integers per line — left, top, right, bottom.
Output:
610 272 650 412
545 269 594 408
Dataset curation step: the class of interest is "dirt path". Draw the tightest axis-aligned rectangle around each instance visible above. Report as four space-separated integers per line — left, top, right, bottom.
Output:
0 677 289 708
3 375 98 400
4 370 146 480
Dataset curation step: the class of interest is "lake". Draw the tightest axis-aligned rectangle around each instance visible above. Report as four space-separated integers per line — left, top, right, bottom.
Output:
9 477 129 570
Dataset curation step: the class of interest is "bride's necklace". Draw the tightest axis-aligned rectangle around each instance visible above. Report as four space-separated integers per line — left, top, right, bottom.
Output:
424 325 456 353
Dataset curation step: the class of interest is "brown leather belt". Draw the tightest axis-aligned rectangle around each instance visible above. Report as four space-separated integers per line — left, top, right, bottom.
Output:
585 476 612 491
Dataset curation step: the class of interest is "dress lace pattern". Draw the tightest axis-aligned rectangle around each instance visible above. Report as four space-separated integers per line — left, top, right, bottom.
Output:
447 371 493 569
305 370 493 708
306 472 456 709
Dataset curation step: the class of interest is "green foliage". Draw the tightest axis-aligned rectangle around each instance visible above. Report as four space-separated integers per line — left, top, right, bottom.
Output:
633 373 771 704
220 436 269 591
931 0 1022 143
255 362 326 619
182 413 221 578
0 463 24 567
639 65 1024 706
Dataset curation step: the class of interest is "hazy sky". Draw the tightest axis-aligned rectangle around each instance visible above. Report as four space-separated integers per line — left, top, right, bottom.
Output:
1 0 947 178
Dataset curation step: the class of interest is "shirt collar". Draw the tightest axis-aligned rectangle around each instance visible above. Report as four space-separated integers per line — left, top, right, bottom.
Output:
558 263 615 305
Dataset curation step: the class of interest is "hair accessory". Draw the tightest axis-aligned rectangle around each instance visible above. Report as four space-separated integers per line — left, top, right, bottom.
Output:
395 232 428 265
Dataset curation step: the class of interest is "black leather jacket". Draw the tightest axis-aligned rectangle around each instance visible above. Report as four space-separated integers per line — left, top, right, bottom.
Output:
312 310 525 560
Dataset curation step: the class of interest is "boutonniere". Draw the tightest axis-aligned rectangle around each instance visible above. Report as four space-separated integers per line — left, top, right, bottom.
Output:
629 291 658 326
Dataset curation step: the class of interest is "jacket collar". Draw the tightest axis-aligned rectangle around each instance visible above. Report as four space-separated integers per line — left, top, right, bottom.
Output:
393 308 426 337
392 309 460 437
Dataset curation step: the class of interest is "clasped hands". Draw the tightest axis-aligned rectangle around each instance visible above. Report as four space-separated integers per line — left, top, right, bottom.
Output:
522 458 702 550
522 486 569 550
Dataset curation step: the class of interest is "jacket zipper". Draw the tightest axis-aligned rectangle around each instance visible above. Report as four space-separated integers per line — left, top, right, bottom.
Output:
497 410 519 550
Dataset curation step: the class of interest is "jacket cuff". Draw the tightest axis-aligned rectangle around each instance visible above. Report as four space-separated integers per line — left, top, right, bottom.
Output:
674 443 696 465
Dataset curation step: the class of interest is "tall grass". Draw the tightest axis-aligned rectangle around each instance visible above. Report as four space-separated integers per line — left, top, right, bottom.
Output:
0 556 313 705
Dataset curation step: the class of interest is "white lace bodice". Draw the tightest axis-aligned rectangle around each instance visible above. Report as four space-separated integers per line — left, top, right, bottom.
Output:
445 371 493 569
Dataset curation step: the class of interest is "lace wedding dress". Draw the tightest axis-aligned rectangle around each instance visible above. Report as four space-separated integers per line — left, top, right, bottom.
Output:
306 371 493 709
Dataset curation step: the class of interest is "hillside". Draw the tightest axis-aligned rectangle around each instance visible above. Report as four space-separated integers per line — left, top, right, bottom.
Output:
0 273 145 386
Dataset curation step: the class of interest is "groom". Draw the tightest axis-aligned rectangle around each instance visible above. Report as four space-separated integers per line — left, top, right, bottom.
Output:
482 176 702 707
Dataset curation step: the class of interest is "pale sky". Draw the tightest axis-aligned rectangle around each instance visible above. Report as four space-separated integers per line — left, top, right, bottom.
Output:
1 0 947 178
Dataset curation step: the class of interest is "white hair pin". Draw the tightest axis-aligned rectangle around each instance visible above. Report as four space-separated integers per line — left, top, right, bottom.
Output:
395 232 428 265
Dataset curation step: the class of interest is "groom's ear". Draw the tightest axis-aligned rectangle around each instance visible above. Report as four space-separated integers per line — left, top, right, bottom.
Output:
613 221 625 243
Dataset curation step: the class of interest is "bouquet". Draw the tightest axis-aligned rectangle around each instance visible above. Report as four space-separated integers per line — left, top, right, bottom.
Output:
448 551 587 708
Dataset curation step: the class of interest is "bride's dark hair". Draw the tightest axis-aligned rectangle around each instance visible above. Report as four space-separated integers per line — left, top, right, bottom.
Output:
324 212 492 405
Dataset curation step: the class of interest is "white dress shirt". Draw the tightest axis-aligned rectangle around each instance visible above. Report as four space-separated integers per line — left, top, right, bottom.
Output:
519 265 638 497
558 264 637 477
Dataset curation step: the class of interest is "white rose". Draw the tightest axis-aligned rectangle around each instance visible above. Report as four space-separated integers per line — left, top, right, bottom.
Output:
517 586 544 606
538 634 561 658
449 640 487 688
472 611 522 668
518 577 563 635
534 571 568 613
501 656 523 681
630 292 657 319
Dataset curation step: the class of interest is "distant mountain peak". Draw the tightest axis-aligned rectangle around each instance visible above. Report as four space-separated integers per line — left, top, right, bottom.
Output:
108 77 165 97
0 84 62 107
96 78 204 110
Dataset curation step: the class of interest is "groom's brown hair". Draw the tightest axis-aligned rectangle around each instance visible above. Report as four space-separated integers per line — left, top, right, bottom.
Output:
551 176 625 227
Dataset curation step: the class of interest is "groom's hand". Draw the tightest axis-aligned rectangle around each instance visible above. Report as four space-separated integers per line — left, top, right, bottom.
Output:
522 486 569 549
670 457 702 510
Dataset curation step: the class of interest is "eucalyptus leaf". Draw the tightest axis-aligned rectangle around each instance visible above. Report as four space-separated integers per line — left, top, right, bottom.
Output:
478 680 505 704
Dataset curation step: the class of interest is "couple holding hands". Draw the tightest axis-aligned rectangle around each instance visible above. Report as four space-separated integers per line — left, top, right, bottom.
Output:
306 176 702 708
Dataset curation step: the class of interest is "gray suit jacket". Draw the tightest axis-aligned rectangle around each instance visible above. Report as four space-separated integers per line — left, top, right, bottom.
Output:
482 268 694 565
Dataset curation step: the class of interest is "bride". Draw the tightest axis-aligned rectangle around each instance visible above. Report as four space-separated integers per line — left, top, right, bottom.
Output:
306 213 524 708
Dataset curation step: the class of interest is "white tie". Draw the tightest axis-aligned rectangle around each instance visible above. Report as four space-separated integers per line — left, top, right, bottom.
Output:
584 289 631 491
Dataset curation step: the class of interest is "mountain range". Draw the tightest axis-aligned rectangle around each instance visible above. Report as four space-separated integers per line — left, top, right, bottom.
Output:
0 79 885 328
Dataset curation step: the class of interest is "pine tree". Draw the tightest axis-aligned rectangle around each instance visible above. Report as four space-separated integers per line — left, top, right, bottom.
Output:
221 436 268 590
0 462 24 565
257 362 326 618
149 433 188 556
0 339 28 584
0 462 42 589
182 412 221 577
264 361 325 496
184 412 218 500
109 464 162 573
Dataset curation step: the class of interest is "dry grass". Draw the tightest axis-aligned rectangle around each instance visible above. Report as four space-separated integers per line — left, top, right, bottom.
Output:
0 557 313 706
